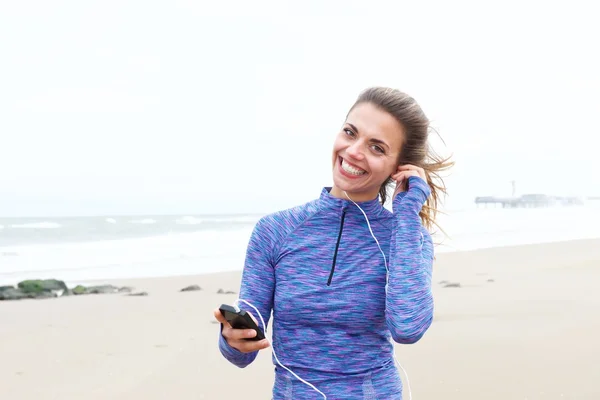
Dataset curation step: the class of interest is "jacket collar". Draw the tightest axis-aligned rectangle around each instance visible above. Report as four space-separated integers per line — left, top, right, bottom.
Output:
318 187 384 217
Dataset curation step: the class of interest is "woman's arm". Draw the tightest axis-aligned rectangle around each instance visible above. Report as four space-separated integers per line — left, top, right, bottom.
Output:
218 217 276 367
385 175 435 344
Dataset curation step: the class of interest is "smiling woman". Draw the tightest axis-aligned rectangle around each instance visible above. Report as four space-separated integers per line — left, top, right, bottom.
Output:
214 86 453 400
331 87 453 230
331 102 405 202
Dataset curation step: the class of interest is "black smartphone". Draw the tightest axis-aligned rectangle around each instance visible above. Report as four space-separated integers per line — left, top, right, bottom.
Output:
219 304 266 341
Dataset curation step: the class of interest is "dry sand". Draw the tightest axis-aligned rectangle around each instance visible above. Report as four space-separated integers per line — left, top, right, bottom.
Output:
2 239 600 399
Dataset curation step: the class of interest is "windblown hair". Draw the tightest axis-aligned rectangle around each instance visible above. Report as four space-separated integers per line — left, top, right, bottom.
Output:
348 87 454 231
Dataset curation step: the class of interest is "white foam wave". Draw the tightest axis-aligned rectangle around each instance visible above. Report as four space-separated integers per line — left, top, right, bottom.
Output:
0 228 253 285
11 222 61 229
105 218 117 224
175 215 261 225
175 216 203 225
130 218 156 224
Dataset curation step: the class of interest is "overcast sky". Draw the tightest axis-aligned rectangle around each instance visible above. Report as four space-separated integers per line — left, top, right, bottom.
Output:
1 0 598 217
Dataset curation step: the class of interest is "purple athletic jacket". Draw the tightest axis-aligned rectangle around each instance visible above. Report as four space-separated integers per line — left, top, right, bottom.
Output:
218 176 434 399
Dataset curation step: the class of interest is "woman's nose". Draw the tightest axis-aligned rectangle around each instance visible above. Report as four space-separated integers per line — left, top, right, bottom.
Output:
346 141 365 160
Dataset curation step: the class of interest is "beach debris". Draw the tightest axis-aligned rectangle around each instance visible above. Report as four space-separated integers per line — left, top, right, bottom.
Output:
443 282 461 288
438 280 449 285
127 291 148 296
180 284 202 292
0 280 136 301
487 278 495 283
217 288 236 294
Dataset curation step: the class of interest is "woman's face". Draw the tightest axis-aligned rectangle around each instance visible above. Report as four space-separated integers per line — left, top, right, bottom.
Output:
330 102 404 202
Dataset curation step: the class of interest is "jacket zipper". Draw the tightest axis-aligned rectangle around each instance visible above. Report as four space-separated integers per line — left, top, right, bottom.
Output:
327 210 346 286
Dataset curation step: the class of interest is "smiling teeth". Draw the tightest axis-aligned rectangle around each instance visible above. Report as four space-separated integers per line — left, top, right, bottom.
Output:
341 159 366 175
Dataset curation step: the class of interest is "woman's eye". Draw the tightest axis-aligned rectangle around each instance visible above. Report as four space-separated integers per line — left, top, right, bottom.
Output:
372 145 384 154
344 128 355 137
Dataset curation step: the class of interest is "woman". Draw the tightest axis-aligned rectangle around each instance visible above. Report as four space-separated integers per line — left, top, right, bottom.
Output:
213 86 452 399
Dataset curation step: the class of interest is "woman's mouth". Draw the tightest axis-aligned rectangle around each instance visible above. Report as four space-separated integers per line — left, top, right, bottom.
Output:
339 157 367 176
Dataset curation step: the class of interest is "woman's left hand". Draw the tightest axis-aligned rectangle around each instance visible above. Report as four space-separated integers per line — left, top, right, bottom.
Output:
391 164 427 199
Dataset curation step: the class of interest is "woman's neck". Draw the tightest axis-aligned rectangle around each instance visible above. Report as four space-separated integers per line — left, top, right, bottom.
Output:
329 185 379 203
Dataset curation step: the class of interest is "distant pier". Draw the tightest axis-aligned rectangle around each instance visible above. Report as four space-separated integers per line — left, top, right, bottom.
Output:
475 194 584 208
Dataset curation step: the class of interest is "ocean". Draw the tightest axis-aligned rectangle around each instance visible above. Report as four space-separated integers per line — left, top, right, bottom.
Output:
2 202 600 286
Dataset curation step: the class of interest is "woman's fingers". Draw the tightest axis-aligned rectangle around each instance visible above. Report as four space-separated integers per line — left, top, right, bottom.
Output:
392 170 419 184
224 325 260 341
213 308 230 327
223 324 270 353
395 164 426 181
230 338 270 353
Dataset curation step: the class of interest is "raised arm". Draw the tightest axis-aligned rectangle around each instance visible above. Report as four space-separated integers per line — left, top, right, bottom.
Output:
385 175 434 344
218 217 276 367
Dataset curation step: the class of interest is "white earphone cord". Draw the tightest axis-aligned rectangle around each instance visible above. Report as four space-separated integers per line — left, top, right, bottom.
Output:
235 191 413 400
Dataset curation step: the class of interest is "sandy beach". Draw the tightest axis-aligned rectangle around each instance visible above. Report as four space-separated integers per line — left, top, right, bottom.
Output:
2 238 599 400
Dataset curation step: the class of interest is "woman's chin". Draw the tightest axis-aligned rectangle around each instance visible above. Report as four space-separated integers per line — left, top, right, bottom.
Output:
332 180 380 201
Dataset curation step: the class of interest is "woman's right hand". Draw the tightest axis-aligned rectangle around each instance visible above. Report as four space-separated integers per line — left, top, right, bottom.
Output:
213 308 270 353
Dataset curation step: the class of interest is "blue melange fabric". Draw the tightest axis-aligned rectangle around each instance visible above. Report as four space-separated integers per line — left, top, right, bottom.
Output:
218 176 434 399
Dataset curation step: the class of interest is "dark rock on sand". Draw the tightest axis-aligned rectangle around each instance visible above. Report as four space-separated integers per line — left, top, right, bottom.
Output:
18 279 69 295
0 280 139 300
0 280 68 301
180 285 201 292
0 287 32 300
443 282 461 288
127 291 148 296
73 284 133 295
72 285 88 295
217 288 236 294
86 284 121 294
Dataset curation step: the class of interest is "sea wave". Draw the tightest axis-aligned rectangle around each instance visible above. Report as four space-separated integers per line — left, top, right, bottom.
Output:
175 216 204 225
129 218 156 224
10 222 61 229
175 215 261 225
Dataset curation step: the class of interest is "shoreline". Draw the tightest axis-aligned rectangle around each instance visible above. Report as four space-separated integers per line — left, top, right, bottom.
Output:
2 236 600 288
76 235 600 286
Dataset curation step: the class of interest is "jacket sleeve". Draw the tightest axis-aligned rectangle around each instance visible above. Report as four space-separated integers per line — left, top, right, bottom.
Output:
218 216 276 367
385 175 435 344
